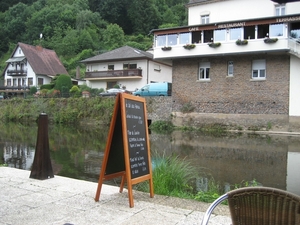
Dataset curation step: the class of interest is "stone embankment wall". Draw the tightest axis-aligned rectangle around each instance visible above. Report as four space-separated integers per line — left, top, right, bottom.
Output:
145 97 300 132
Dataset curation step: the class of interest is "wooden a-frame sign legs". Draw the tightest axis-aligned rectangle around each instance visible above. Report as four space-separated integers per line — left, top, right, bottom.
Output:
95 93 154 207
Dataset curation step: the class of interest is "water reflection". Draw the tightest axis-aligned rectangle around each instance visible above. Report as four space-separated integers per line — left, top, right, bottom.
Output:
1 123 299 196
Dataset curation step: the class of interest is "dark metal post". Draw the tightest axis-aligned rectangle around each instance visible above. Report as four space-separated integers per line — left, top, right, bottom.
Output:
30 113 54 179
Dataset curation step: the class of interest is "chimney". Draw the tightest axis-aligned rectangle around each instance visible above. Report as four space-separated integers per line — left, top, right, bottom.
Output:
36 45 43 51
76 66 80 79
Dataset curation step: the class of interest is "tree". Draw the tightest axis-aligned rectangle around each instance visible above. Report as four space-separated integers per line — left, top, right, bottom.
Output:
3 3 29 42
96 0 132 34
127 0 161 35
54 74 73 97
102 24 125 50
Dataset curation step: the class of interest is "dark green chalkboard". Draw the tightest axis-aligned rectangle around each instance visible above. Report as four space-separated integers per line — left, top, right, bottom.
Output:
125 99 150 179
105 102 125 175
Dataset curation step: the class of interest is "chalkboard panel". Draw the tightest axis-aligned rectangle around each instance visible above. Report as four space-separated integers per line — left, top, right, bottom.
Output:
125 99 149 179
105 104 125 175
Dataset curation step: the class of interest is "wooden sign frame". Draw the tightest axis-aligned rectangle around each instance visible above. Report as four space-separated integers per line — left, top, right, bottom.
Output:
95 93 154 207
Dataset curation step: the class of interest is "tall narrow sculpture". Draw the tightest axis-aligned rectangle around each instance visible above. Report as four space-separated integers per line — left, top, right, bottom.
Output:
30 113 54 179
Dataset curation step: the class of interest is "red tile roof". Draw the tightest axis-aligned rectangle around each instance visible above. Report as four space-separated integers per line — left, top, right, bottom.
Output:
18 42 68 76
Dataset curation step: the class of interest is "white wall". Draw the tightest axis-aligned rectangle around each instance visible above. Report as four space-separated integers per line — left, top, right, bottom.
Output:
289 55 300 116
85 58 172 92
188 0 300 26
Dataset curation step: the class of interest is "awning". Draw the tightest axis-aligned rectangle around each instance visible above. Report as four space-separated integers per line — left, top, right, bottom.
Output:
6 57 26 63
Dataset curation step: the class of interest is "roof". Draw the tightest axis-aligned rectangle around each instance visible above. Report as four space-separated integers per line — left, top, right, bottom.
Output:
80 46 153 63
186 0 224 7
6 57 26 63
8 42 68 76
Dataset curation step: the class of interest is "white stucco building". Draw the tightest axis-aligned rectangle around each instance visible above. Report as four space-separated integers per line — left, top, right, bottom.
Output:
80 46 172 92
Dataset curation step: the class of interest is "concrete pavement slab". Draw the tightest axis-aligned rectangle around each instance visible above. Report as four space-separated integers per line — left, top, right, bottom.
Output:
0 167 231 225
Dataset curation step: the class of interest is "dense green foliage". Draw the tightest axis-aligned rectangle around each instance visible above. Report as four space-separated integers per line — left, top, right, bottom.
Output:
0 0 189 78
0 97 115 125
149 120 175 133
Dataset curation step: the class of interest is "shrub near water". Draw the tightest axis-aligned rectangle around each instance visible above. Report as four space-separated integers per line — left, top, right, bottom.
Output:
149 120 174 133
137 154 196 198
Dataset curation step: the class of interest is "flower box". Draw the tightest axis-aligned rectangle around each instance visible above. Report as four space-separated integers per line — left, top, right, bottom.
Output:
236 39 248 46
161 46 172 51
183 44 196 50
208 42 221 48
264 38 278 44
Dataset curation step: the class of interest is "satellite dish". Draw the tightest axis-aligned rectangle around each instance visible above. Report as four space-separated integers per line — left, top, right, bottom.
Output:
40 33 43 39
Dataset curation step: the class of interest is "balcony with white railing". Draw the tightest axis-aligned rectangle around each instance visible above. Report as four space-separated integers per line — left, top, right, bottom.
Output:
151 14 300 60
85 68 142 80
288 37 300 57
7 69 28 76
153 38 291 59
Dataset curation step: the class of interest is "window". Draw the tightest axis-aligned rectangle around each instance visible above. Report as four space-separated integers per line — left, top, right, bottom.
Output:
290 23 300 39
198 62 210 80
228 61 233 76
201 15 209 24
28 78 33 85
203 30 213 43
244 26 255 40
107 81 117 89
257 24 269 39
7 79 11 86
270 23 284 37
252 59 266 79
108 64 114 70
157 35 167 47
230 27 243 40
192 31 202 43
13 78 17 86
123 63 137 69
179 33 190 44
38 78 44 85
275 4 285 16
168 34 177 46
214 29 226 42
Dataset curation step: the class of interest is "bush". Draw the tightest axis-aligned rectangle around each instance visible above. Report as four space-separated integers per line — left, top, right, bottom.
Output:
29 86 37 95
149 120 174 133
137 153 196 198
54 74 72 92
53 74 72 98
70 85 81 97
40 84 54 90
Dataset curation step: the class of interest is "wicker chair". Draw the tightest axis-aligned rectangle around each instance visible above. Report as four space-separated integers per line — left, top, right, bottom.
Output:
201 187 300 225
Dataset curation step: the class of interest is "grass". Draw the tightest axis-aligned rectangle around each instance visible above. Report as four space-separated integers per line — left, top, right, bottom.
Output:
136 153 196 198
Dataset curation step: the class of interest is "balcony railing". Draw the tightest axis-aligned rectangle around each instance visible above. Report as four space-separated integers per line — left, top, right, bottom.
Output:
288 37 300 57
153 38 291 59
85 69 142 79
7 69 27 76
0 86 30 91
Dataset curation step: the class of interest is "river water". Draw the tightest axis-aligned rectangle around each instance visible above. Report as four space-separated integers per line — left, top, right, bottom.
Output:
1 122 299 196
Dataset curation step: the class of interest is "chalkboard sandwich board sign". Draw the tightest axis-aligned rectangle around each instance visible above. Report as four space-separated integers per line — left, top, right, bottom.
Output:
95 93 154 208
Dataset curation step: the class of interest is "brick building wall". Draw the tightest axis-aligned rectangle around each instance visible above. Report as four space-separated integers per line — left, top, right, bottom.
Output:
171 54 290 114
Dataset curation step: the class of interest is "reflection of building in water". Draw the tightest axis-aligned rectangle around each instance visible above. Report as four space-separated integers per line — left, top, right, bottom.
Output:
3 142 35 170
151 131 297 193
287 150 300 196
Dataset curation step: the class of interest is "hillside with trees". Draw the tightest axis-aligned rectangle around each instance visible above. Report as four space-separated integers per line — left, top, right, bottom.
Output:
0 0 188 78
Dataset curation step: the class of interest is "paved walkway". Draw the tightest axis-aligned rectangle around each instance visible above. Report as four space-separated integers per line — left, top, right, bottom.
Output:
0 167 231 225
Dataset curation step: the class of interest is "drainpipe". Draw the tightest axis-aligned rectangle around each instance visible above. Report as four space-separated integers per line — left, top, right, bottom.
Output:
147 59 149 84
